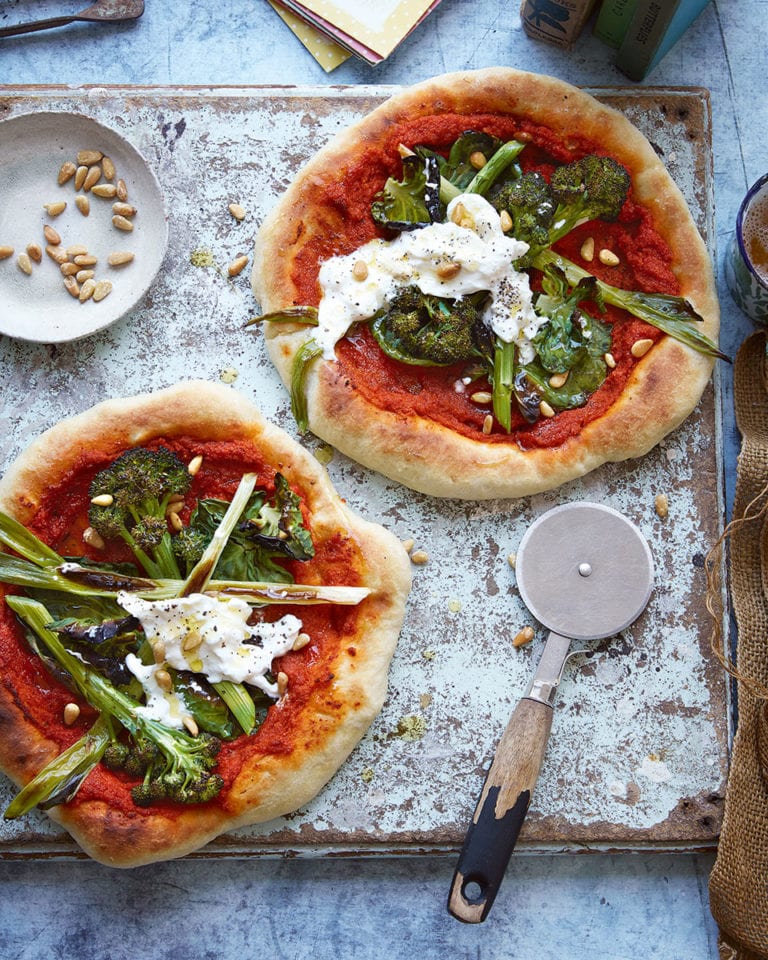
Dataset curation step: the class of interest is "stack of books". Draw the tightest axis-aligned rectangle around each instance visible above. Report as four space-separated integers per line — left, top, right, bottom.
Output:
269 0 443 69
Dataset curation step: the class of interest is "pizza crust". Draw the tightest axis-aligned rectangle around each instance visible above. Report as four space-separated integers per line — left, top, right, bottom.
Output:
252 68 719 499
0 381 411 866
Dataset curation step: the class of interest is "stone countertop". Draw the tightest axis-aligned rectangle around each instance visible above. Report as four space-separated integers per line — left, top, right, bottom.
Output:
0 1 762 957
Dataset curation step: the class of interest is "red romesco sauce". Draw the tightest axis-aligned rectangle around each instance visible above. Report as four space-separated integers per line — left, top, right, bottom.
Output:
0 439 363 818
289 113 679 448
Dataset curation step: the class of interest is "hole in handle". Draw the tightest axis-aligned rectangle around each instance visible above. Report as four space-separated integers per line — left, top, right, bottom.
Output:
462 876 487 905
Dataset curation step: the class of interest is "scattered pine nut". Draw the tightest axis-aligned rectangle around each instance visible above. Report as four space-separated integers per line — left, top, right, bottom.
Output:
654 493 669 519
83 165 101 191
76 269 95 284
598 248 620 266
151 641 166 665
548 371 568 389
116 179 128 201
450 202 467 226
82 526 105 549
352 260 368 281
16 253 32 275
580 237 595 262
187 454 203 476
228 202 247 221
60 262 79 277
154 669 172 691
513 626 535 648
108 250 134 266
58 161 77 185
74 253 97 266
112 214 133 232
46 244 68 264
77 149 103 166
277 672 289 697
410 549 429 565
66 244 88 257
63 703 81 725
631 338 654 358
293 632 311 652
539 400 556 418
93 280 112 302
26 243 42 264
90 493 114 506
102 156 116 180
482 413 493 435
112 201 136 218
0 245 13 260
43 225 61 245
63 276 80 298
507 552 517 568
78 278 96 302
228 255 249 277
168 511 183 532
401 538 415 554
470 391 493 404
437 261 461 280
74 165 88 191
91 183 117 198
604 352 617 369
44 201 67 216
182 716 199 737
469 150 487 169
499 209 513 232
75 194 90 216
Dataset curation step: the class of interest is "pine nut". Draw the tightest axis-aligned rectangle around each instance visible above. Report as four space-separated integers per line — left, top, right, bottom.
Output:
91 183 117 198
181 633 201 652
82 526 105 549
77 149 103 166
16 253 32 275
654 493 669 519
116 179 128 201
352 260 368 281
93 280 112 302
293 632 311 651
277 672 289 697
548 371 569 389
74 165 88 190
58 161 77 185
401 538 415 554
580 237 595 262
187 454 203 476
43 225 61 245
60 262 79 276
598 248 620 266
436 261 461 280
631 338 654 358
83 165 101 191
169 511 183 532
513 625 534 648
604 352 616 369
74 254 97 266
507 552 517 568
0 245 13 260
63 702 81 725
469 150 487 169
539 400 556 418
76 269 95 283
112 202 136 218
410 550 429 565
26 243 42 264
152 640 166 664
44 201 67 216
108 250 134 266
90 493 114 506
228 255 249 277
63 276 80 298
182 716 199 736
499 210 513 232
78 278 96 302
75 194 90 216
228 202 247 221
450 202 466 225
102 156 116 180
66 245 88 257
112 214 133 232
46 245 68 264
154 669 172 691
482 413 493 435
470 391 493 404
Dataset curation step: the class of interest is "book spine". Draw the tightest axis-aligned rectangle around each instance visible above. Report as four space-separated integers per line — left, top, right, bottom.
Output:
615 0 678 80
593 0 639 48
519 0 598 50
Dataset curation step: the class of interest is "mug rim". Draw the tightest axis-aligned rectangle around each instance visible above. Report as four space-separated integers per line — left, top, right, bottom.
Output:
736 171 768 290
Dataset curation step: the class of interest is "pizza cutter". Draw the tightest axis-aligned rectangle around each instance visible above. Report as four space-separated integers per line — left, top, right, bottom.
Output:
448 501 654 924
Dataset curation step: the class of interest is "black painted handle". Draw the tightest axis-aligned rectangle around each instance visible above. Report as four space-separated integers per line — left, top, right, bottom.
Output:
448 697 554 923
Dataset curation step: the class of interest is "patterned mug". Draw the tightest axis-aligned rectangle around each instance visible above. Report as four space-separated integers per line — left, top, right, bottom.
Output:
726 172 768 324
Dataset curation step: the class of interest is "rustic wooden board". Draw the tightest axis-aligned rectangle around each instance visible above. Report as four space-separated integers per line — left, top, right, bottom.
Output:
0 85 728 858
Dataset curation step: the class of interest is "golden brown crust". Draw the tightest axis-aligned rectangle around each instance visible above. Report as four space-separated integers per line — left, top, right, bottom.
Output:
0 381 411 866
252 68 719 499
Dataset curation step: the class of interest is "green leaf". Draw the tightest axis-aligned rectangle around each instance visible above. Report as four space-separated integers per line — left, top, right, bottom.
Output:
371 154 442 231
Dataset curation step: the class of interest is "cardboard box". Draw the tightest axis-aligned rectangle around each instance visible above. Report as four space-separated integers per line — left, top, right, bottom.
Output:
520 0 598 48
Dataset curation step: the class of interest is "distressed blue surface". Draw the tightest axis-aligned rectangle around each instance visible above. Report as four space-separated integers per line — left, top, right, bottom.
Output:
0 0 762 955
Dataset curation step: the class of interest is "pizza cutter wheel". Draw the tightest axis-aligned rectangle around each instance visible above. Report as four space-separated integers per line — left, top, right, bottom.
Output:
448 501 654 923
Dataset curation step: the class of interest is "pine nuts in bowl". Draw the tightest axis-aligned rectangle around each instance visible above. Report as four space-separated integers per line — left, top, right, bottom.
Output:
0 111 168 343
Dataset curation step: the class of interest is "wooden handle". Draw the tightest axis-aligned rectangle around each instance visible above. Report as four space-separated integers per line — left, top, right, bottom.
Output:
448 697 554 923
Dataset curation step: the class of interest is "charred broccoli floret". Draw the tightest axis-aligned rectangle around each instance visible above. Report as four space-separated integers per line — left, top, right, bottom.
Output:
371 286 482 365
88 447 191 580
172 526 208 575
491 171 557 254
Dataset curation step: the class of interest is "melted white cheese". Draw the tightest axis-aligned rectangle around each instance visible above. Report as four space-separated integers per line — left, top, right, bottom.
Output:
119 592 302 725
314 193 543 364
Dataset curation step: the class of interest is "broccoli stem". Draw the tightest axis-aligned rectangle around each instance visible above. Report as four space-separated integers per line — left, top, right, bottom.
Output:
492 339 516 433
213 681 256 736
4 714 114 820
465 140 526 198
532 249 728 361
0 511 62 568
290 338 324 433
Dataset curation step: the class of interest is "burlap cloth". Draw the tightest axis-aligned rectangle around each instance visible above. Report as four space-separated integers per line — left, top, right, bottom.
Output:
708 332 768 958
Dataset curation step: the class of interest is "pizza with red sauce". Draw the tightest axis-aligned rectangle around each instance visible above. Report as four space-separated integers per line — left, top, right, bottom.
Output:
0 381 410 866
251 68 722 499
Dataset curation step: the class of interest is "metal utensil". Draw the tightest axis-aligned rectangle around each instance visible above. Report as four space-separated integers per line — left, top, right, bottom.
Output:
448 501 654 923
0 0 144 39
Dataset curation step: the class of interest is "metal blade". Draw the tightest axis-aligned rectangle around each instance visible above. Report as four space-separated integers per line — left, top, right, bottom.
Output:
523 631 572 707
